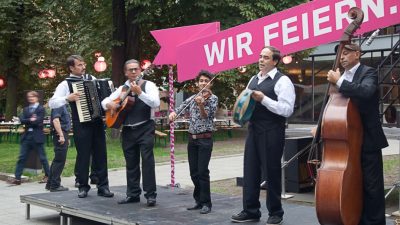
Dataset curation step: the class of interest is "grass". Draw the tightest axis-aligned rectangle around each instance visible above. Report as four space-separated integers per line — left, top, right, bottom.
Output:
0 129 246 179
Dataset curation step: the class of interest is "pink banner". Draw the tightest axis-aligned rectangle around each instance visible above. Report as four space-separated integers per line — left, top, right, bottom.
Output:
171 0 400 81
151 22 220 65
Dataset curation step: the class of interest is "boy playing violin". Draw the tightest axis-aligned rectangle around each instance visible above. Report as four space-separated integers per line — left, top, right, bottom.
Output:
169 70 218 214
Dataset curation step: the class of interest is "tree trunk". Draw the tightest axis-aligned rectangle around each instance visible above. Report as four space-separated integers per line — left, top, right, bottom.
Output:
5 2 24 121
126 7 140 61
112 0 127 87
5 75 18 121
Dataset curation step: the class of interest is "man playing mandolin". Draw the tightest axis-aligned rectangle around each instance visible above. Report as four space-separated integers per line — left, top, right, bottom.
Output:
231 46 295 225
101 59 160 207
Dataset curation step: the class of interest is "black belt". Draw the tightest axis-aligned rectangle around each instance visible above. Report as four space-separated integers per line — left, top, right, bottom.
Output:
189 132 212 140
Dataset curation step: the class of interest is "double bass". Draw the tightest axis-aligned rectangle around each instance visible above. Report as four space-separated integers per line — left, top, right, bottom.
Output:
315 7 364 225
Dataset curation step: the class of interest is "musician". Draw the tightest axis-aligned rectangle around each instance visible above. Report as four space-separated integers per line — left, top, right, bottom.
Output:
101 59 159 207
49 55 114 198
169 70 218 215
74 72 99 188
231 46 295 224
46 105 70 192
326 43 388 225
8 91 50 185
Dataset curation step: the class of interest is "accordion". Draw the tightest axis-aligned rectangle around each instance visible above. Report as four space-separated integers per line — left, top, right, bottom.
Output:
68 78 115 123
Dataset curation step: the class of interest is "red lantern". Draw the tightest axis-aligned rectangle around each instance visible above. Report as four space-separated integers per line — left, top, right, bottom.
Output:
282 55 293 64
141 59 151 70
238 66 247 73
0 76 6 89
94 56 107 72
46 69 56 78
38 70 47 79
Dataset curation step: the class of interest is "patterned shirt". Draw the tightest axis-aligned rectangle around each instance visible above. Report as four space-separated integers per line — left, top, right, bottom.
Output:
175 94 218 134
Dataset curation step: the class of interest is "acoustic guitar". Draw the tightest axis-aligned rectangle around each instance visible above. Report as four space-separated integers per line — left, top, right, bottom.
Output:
104 85 136 128
105 65 153 128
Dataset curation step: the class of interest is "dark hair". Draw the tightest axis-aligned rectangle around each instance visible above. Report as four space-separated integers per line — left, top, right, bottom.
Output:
124 59 140 70
66 55 84 72
27 91 39 98
196 70 213 82
263 46 281 66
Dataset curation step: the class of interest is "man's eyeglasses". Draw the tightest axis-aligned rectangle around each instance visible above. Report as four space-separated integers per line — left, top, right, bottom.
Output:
127 68 140 72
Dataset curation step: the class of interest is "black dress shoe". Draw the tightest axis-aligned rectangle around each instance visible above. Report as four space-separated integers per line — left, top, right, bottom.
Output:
187 204 202 210
50 186 69 192
7 178 21 185
147 197 156 207
78 190 88 198
97 189 114 198
200 205 211 214
118 196 140 204
231 210 261 223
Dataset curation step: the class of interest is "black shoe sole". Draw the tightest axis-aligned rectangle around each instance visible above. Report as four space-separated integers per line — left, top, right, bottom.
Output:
118 199 140 204
97 193 114 198
231 218 260 223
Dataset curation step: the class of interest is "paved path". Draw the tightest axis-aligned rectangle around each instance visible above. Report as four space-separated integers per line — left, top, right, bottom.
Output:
0 137 398 224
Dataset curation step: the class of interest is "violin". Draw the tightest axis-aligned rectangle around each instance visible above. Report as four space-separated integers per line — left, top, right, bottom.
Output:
195 88 212 105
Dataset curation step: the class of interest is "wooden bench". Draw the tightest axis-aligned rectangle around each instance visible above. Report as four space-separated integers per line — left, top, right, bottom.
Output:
216 125 242 138
164 129 189 142
155 130 168 147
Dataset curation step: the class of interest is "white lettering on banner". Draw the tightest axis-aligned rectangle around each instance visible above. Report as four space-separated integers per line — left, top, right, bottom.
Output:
282 16 299 45
228 37 234 60
335 0 356 30
302 12 310 40
204 39 226 66
362 0 384 22
313 6 332 36
202 0 395 67
236 32 253 59
263 22 279 46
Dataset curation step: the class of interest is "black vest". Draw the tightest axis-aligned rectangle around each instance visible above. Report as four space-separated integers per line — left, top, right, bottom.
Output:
248 72 286 128
123 80 151 125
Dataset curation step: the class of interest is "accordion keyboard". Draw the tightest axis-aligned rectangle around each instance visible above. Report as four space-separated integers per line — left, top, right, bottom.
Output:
71 81 101 122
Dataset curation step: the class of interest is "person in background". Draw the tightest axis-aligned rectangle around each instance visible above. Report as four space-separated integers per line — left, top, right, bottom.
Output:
231 46 295 225
169 70 218 214
45 105 71 192
8 91 50 185
102 59 159 207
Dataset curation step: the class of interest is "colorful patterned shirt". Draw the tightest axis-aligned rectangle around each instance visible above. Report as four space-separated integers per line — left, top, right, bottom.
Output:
175 94 218 134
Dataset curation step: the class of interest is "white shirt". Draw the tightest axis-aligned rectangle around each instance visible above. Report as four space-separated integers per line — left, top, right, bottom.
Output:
101 79 160 125
336 63 360 88
246 67 296 118
48 74 96 109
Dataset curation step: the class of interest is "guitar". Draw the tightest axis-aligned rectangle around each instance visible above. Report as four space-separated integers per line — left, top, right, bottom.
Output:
105 65 154 128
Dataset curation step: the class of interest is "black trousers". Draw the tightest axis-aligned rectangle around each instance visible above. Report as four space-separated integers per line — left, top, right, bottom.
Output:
47 130 69 189
121 120 157 199
358 150 385 225
187 137 213 207
243 122 285 218
73 120 109 192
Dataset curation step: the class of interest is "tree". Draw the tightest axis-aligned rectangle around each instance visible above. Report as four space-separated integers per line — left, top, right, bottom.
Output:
0 0 113 120
0 0 308 118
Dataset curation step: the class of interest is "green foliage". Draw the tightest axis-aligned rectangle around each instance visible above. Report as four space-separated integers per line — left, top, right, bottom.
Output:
0 0 309 113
